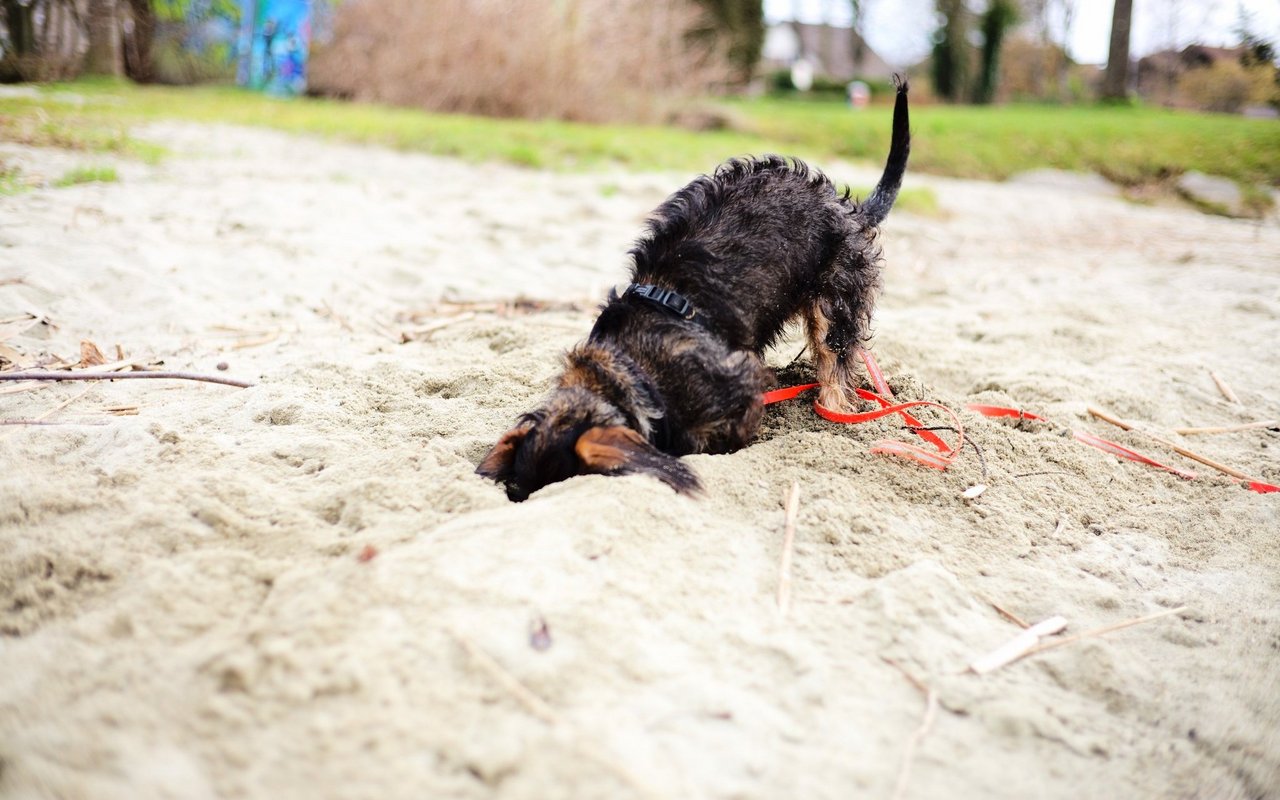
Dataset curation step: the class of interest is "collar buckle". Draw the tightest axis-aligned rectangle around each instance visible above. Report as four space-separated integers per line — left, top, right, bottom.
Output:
629 283 696 320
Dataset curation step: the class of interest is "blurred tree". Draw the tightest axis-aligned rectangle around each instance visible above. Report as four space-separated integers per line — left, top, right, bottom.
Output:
692 0 765 83
974 0 1017 103
1101 0 1132 100
1235 6 1277 68
849 0 865 71
1233 5 1280 108
122 0 156 81
931 0 968 101
2 0 90 80
1 0 37 58
85 0 124 75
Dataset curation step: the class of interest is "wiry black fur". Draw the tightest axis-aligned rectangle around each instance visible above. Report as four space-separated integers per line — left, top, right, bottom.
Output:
478 79 911 501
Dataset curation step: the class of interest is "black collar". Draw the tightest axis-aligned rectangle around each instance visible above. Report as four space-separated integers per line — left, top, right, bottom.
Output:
626 283 705 325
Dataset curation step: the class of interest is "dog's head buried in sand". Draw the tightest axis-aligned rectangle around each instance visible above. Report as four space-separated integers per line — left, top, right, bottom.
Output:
478 79 911 502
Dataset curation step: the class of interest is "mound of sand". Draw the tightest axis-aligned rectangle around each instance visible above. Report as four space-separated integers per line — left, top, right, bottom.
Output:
1 122 1277 799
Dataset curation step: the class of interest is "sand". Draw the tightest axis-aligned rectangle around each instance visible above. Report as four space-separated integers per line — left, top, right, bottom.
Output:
1 121 1278 800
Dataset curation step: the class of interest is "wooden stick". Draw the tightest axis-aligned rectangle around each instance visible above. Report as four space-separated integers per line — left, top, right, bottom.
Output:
0 358 141 395
0 419 108 426
0 370 254 388
0 385 93 441
399 312 476 342
891 688 939 800
969 616 1069 674
230 330 280 350
881 656 929 696
448 629 658 797
976 593 1030 629
319 299 354 332
1209 370 1240 404
1088 406 1253 480
776 481 800 617
1022 606 1187 659
449 629 558 724
1174 420 1278 436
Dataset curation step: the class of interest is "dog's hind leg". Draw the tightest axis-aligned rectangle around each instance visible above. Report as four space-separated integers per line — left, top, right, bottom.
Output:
806 243 882 412
805 302 861 412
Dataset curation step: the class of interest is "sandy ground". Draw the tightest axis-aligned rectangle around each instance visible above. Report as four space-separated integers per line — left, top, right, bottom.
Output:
1 121 1278 800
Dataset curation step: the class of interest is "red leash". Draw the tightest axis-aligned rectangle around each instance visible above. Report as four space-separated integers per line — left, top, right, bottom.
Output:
764 353 1279 494
763 351 964 471
965 403 1277 494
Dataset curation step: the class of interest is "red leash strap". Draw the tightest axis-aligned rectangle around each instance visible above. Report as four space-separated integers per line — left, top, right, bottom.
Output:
762 383 819 405
966 403 1278 494
1069 430 1197 481
860 349 893 398
763 352 964 471
761 353 1278 493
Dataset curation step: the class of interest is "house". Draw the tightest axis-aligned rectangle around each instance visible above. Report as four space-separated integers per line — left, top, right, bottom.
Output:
762 21 895 81
1135 44 1246 99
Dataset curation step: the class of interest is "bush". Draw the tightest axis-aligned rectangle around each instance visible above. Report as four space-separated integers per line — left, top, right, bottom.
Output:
1176 61 1278 114
767 70 896 101
309 0 729 124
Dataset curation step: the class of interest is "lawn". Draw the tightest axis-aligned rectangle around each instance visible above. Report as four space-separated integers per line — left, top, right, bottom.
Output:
735 95 1280 187
2 79 1276 196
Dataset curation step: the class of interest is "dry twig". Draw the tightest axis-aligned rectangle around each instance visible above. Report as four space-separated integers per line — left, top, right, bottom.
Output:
1209 370 1240 404
0 386 93 441
1174 420 1279 436
891 689 938 800
969 616 1069 674
399 312 476 342
449 628 557 724
881 657 939 800
776 481 800 617
318 299 354 332
1022 606 1187 659
0 370 254 389
977 594 1030 629
1088 406 1254 481
0 419 108 426
230 331 281 350
448 628 658 797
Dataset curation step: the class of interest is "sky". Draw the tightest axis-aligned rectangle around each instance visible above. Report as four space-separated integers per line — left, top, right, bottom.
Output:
764 0 1280 67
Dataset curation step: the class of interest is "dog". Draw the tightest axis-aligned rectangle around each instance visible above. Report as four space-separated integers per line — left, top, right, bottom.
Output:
478 79 910 502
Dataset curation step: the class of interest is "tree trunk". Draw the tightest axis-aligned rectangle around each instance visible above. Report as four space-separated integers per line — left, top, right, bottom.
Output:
122 0 155 82
2 0 37 56
1102 0 1132 100
84 0 123 76
849 0 864 73
974 0 1017 104
931 0 968 102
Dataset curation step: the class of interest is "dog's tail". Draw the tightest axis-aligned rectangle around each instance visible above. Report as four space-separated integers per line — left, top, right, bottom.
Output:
861 75 910 226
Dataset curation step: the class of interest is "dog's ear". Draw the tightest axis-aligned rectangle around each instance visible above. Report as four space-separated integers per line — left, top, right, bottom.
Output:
575 426 701 495
476 423 532 482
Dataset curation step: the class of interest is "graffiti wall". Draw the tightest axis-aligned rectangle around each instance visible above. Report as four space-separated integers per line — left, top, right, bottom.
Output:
237 0 312 95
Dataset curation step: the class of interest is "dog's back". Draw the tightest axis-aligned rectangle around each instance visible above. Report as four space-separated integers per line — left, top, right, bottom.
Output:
625 79 911 357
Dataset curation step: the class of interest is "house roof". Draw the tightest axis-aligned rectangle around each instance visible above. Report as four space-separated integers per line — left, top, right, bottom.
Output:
762 22 895 80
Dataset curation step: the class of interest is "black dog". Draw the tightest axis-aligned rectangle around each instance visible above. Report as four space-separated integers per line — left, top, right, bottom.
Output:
478 80 910 501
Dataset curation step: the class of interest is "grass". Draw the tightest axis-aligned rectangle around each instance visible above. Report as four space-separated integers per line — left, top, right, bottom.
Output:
0 160 27 196
53 165 119 187
732 96 1280 188
1 78 1275 211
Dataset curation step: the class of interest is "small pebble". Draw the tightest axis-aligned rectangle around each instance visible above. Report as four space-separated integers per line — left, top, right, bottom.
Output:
529 617 552 651
216 361 229 371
